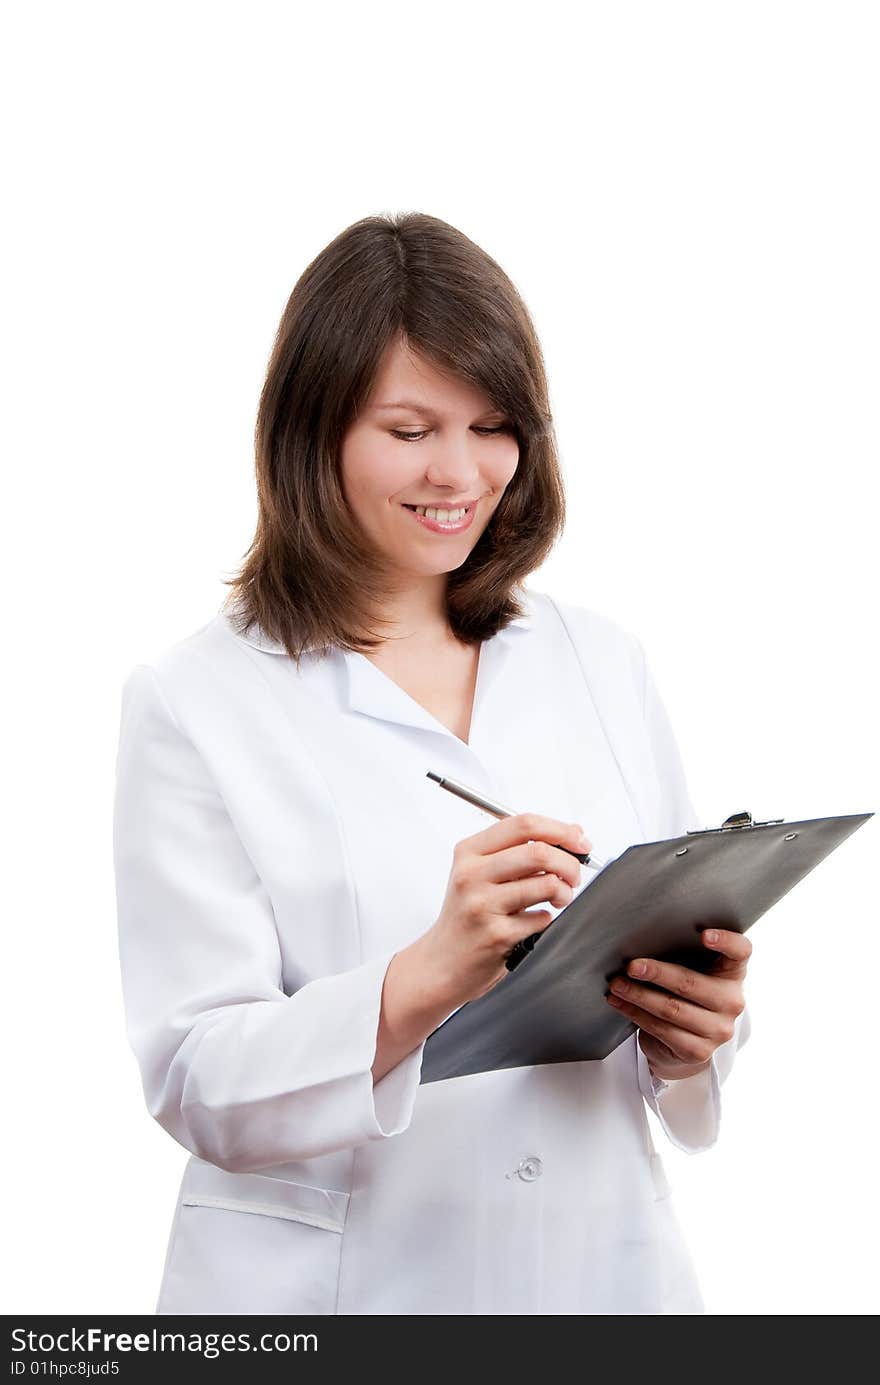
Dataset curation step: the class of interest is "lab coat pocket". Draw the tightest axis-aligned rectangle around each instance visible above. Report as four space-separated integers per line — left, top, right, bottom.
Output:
156 1164 350 1316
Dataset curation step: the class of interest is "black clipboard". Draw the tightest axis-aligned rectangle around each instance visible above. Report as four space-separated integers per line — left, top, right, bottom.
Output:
419 810 873 1085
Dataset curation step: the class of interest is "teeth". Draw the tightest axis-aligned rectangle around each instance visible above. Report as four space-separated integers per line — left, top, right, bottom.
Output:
414 506 467 521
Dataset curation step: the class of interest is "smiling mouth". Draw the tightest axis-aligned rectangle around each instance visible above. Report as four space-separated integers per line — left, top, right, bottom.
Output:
399 499 480 533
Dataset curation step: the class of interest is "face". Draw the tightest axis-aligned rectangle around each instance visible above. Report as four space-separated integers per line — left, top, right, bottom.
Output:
339 337 520 582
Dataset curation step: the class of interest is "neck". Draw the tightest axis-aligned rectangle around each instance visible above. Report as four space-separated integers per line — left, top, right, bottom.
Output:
370 574 456 649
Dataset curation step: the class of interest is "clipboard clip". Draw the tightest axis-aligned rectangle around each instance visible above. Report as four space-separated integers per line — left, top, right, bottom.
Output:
686 810 785 835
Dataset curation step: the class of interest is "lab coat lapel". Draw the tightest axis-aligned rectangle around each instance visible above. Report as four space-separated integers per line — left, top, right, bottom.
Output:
343 651 452 739
341 605 534 746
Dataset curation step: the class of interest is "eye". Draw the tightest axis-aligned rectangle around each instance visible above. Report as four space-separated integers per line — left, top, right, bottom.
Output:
391 425 510 443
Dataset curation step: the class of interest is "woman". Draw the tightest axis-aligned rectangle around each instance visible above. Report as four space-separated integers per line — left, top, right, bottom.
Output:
113 211 751 1315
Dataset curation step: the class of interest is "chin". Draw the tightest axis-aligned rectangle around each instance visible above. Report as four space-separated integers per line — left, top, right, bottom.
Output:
404 551 472 578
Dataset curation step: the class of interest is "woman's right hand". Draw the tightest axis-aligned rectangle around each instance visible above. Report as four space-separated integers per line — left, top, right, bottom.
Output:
422 813 591 1006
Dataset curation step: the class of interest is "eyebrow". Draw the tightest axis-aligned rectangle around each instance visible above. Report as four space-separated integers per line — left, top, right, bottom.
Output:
373 399 504 416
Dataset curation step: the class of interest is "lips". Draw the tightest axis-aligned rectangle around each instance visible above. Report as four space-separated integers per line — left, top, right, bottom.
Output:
400 500 479 535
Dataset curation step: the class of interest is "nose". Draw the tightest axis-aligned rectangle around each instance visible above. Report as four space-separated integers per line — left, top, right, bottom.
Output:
423 438 484 496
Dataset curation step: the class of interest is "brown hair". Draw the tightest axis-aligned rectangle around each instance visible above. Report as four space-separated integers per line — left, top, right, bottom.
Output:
221 211 566 666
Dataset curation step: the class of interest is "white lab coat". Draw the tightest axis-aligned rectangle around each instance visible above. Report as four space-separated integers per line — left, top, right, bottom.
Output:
113 585 750 1315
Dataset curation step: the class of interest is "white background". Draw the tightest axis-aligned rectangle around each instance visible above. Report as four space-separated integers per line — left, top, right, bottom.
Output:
3 1 877 1316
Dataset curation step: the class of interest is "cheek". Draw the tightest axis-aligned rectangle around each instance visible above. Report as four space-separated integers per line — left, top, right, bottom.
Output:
486 440 520 490
341 437 414 506
375 457 418 505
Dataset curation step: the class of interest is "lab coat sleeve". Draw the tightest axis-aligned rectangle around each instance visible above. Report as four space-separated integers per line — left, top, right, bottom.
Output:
632 639 752 1154
113 663 425 1174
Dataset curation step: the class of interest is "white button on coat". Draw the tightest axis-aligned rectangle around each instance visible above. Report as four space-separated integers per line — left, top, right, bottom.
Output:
113 586 750 1315
514 1157 543 1182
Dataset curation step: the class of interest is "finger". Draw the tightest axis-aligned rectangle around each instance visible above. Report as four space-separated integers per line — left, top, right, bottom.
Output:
605 994 717 1066
472 812 590 860
636 1031 680 1070
619 955 744 1016
494 871 574 916
606 976 737 1044
480 839 583 890
503 909 555 968
700 927 753 978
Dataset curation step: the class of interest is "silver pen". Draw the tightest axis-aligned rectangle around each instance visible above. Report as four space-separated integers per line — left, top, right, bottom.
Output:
426 771 607 871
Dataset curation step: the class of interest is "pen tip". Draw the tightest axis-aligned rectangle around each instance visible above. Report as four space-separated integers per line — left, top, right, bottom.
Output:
426 771 443 783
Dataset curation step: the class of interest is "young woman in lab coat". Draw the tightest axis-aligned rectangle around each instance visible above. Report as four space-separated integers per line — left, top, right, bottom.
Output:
113 211 752 1316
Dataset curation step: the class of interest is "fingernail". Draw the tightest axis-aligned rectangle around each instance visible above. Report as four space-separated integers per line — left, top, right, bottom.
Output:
704 930 719 945
629 960 647 976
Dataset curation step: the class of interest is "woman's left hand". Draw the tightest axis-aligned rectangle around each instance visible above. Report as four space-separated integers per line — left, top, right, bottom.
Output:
605 927 752 1082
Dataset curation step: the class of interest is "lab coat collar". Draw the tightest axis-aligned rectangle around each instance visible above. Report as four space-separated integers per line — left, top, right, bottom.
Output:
342 590 535 744
224 587 536 746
